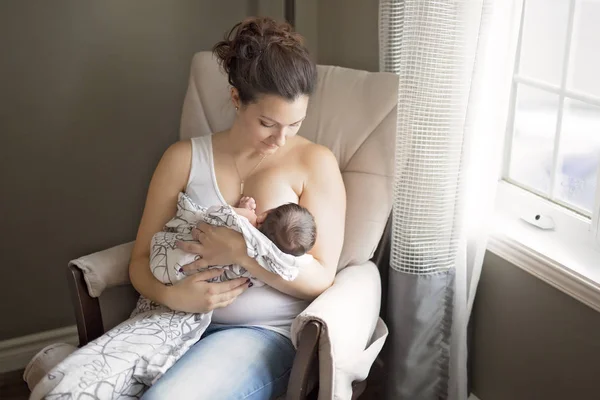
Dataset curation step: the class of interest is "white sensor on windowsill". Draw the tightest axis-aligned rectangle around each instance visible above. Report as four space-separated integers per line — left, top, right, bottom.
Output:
520 213 555 230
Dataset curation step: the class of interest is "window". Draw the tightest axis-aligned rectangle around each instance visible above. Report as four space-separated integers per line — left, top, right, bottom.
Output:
502 0 600 248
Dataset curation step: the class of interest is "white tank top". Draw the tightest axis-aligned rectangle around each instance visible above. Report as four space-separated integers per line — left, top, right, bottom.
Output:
186 135 309 338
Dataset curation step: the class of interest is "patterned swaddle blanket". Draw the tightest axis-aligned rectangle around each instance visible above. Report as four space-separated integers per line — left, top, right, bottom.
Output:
30 193 310 400
150 192 308 286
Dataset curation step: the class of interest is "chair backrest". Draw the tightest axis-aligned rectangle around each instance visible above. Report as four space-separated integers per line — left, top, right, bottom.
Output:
180 52 398 270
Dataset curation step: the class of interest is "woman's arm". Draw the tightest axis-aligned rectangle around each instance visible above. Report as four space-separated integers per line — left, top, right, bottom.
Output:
129 141 190 305
180 144 346 301
129 140 249 312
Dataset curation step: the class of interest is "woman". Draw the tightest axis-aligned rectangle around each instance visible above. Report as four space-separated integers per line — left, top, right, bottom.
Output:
131 17 346 399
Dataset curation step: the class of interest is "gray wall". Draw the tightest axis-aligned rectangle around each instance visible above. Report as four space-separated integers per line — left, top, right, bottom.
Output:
472 252 600 400
0 0 247 340
316 0 379 71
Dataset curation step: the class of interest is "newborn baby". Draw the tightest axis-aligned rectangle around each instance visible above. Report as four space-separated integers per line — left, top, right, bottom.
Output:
234 196 317 256
150 193 316 287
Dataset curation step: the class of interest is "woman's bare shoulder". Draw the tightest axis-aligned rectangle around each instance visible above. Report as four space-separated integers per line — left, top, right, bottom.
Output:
155 139 193 191
162 139 192 167
290 137 339 173
165 139 192 159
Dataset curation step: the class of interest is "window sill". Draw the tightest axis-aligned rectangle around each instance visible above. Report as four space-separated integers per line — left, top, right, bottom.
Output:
488 190 600 313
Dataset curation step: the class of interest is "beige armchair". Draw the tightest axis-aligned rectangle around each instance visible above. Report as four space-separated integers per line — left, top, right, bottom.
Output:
32 52 398 399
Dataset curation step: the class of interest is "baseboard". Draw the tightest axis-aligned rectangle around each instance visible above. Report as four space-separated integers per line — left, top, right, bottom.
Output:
0 325 78 373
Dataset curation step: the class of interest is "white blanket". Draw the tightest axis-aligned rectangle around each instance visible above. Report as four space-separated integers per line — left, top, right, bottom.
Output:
31 193 309 400
150 192 307 286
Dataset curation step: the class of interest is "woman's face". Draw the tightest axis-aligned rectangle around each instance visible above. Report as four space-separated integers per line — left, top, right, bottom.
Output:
234 92 309 154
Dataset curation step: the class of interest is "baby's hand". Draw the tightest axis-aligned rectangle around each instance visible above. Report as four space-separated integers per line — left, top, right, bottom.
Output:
233 197 258 227
237 196 257 213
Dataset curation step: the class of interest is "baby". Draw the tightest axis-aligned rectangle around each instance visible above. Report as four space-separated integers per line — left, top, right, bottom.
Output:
234 196 317 257
150 193 316 287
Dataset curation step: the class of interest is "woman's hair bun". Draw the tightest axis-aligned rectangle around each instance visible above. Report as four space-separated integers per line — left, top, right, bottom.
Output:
213 17 316 104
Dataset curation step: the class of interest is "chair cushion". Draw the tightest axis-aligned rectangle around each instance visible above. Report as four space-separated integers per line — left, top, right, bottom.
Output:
69 241 134 298
23 343 77 392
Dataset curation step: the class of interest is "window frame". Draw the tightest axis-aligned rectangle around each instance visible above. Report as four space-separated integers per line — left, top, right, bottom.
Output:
501 0 600 248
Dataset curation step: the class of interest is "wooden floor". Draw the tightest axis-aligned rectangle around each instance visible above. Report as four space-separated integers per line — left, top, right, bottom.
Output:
0 369 29 400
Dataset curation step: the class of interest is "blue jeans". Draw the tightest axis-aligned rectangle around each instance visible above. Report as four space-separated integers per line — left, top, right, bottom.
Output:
141 324 296 400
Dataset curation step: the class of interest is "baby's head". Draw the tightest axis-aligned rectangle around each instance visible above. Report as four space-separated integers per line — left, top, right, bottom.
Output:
258 203 317 256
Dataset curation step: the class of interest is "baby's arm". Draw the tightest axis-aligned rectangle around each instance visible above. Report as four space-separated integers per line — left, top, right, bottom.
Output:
233 206 257 226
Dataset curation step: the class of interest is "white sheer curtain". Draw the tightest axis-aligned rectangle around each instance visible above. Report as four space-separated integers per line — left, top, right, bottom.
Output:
379 1 519 398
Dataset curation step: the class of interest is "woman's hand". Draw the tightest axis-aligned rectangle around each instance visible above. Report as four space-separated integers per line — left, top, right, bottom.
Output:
166 268 250 313
176 222 249 274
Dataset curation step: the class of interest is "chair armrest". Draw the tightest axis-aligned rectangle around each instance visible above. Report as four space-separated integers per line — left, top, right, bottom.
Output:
286 321 321 400
68 241 135 298
291 261 388 400
67 265 103 346
291 260 383 351
67 241 134 345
